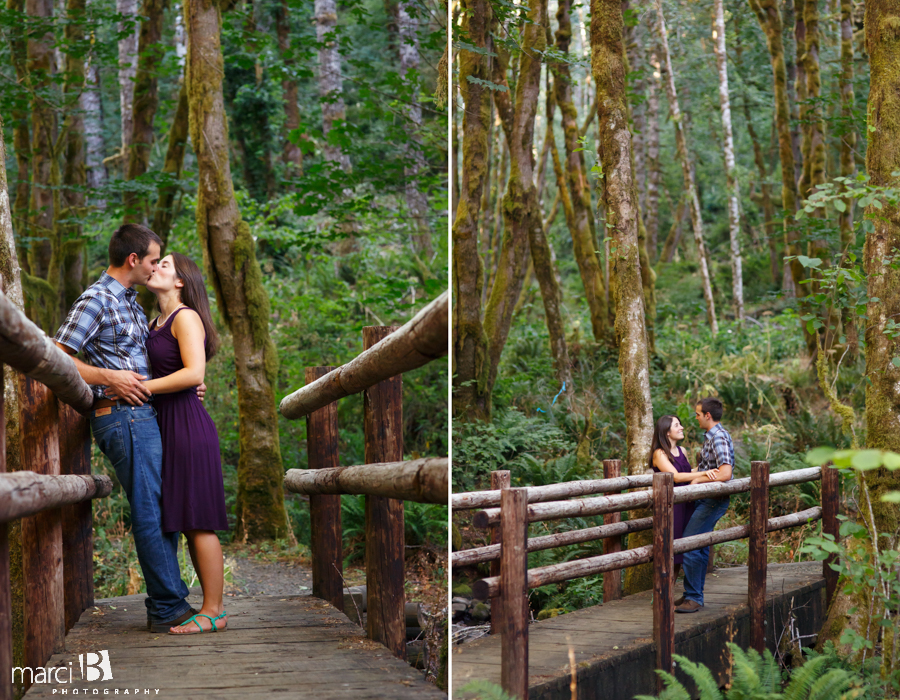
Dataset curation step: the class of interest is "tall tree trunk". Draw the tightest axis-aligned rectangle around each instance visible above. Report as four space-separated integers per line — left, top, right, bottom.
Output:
661 194 687 263
744 98 778 284
838 0 855 249
553 0 607 344
7 0 31 266
654 2 718 334
315 0 351 171
150 80 189 249
123 0 165 222
1 118 26 311
645 43 661 260
817 0 900 661
451 0 492 422
83 63 107 208
117 0 140 171
482 0 545 400
593 0 654 597
277 0 303 180
185 0 289 542
713 0 743 322
783 0 803 189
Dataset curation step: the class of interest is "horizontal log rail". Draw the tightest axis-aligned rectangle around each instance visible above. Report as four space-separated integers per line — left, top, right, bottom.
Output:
452 517 653 567
471 506 823 599
0 290 94 413
472 467 822 528
279 291 448 420
284 458 448 504
0 472 113 524
452 474 655 510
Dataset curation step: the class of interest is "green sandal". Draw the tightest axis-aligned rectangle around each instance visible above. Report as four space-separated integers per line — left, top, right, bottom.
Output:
168 610 227 635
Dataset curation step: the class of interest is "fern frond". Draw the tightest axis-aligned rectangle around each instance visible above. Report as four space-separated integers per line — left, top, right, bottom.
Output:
782 656 830 700
672 654 724 700
807 668 852 700
633 670 692 700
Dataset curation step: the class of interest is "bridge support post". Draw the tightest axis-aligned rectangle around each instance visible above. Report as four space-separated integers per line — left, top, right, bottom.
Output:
0 364 12 700
749 460 770 653
305 366 344 611
821 464 840 610
603 459 623 602
19 376 65 673
652 472 674 693
500 487 528 700
362 327 406 659
489 470 511 635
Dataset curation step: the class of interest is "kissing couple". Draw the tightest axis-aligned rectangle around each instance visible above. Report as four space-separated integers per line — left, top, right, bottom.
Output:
55 223 229 634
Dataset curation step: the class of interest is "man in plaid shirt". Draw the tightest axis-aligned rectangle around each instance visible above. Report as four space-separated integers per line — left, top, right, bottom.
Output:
675 396 734 613
55 224 197 632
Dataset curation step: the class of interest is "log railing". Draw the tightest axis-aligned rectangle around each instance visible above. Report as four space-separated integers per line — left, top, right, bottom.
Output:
452 460 839 699
0 290 114 700
280 291 448 660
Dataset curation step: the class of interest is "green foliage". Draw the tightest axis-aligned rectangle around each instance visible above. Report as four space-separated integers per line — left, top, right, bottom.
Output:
454 680 517 700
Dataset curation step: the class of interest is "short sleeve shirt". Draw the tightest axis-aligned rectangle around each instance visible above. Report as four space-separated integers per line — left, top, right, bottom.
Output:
54 271 152 400
698 423 735 480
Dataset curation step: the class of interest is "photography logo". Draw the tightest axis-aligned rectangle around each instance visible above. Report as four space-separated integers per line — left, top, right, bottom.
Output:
79 651 113 682
11 650 113 685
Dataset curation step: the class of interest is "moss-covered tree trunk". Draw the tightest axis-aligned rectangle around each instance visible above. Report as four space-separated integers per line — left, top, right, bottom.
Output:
645 43 661 260
117 0 140 172
553 0 607 344
592 0 654 595
713 0 744 323
277 0 303 180
838 0 855 248
185 0 289 542
654 3 718 334
451 0 492 422
83 63 107 205
817 1 900 658
7 0 31 272
123 0 165 222
315 0 350 171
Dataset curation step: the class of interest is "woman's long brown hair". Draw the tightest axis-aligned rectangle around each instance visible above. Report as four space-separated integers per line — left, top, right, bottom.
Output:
649 415 678 472
172 252 220 361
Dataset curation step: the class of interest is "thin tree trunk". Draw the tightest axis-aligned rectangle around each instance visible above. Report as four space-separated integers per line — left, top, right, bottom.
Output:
783 0 803 189
277 0 303 179
661 194 687 263
185 0 289 542
838 0 857 356
554 0 607 343
82 63 106 208
654 2 718 334
713 0 743 322
315 0 351 171
745 98 778 284
117 0 140 170
150 80 189 249
452 0 492 422
7 0 31 262
645 43 661 260
123 0 165 222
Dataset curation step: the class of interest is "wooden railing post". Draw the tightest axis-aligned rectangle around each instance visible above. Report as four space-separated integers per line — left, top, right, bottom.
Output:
603 459 622 602
19 376 65 673
489 470 511 635
305 366 343 611
500 487 528 700
652 471 674 693
0 363 12 700
59 403 93 632
362 326 405 659
749 460 770 653
821 464 840 609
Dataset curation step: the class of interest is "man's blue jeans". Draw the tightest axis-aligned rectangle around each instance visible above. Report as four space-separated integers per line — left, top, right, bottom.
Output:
91 404 190 623
681 496 730 606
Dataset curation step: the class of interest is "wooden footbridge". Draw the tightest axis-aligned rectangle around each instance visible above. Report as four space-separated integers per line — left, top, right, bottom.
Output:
0 287 449 699
452 459 839 699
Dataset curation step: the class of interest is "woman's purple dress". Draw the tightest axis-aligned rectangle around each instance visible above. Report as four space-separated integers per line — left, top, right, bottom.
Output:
147 307 228 533
652 448 695 565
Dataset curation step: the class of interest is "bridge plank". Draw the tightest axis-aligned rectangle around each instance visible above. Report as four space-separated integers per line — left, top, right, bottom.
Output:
454 562 825 700
23 591 444 699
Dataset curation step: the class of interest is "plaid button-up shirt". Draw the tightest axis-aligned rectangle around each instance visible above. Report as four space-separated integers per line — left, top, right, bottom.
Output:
55 272 152 400
698 423 735 480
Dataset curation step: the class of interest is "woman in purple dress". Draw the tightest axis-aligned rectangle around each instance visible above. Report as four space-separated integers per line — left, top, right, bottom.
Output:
142 253 228 634
650 415 706 588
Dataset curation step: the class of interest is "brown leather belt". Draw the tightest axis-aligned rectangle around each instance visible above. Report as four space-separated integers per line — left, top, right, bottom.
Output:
92 398 120 411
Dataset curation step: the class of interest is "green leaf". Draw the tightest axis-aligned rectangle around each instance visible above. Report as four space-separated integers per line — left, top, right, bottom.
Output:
834 199 847 212
893 357 900 368
881 491 900 503
851 450 883 471
466 76 508 92
797 255 822 269
882 452 900 470
805 447 836 466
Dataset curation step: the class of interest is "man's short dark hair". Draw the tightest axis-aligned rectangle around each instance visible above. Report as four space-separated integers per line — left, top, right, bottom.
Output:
697 396 724 422
109 224 163 267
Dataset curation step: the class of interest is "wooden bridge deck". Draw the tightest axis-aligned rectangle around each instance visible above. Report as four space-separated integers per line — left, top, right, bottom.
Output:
453 561 826 700
23 590 446 699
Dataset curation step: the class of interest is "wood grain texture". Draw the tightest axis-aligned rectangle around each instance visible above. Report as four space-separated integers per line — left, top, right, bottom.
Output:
603 459 623 603
280 293 448 419
0 364 11 700
490 470 510 635
652 472 674 692
749 461 769 652
500 488 528 700
21 592 446 699
0 472 112 524
305 366 343 612
820 464 840 609
362 327 406 660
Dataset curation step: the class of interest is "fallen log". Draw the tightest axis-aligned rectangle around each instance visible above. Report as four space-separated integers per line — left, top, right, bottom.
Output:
0 473 113 523
452 474 654 510
279 292 448 419
284 458 447 505
0 291 94 413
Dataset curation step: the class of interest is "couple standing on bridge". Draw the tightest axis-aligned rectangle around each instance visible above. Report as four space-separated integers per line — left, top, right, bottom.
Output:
53 224 230 636
650 396 735 614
